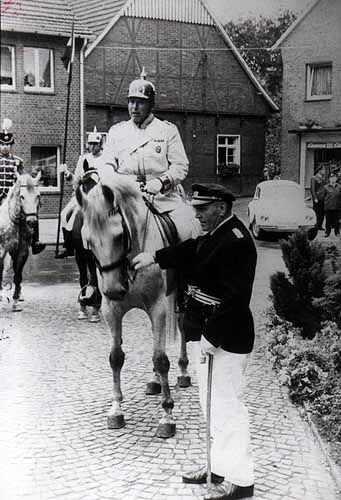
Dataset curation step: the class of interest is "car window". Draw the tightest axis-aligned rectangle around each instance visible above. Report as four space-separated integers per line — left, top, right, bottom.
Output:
263 185 302 201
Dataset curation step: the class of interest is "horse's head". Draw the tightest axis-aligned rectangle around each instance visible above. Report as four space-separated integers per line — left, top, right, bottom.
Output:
16 172 42 226
76 180 133 301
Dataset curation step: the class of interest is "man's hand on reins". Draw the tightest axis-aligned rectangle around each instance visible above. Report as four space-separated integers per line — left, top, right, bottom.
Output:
132 252 156 270
141 178 163 195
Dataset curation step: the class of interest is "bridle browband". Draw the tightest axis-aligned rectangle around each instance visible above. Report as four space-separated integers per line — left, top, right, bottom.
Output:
92 206 132 274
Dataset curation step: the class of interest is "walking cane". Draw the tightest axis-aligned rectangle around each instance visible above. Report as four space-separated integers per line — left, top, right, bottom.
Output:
206 353 214 491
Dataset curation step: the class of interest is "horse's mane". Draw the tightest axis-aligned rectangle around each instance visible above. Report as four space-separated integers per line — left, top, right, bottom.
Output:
84 168 142 231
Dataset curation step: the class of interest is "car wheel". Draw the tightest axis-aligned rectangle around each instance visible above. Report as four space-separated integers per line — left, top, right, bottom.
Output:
251 219 263 240
307 226 318 240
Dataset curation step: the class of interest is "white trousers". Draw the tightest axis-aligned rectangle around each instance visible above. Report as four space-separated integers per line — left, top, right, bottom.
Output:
192 342 254 487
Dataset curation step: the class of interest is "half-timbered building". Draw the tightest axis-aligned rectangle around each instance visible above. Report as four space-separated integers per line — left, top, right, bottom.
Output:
71 0 278 195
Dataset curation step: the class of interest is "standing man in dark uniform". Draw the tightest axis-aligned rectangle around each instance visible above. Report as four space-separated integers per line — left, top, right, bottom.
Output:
133 183 257 500
310 166 325 230
0 119 45 254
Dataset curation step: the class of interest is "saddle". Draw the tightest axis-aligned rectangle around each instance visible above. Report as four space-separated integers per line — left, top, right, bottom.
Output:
143 196 181 299
143 196 179 246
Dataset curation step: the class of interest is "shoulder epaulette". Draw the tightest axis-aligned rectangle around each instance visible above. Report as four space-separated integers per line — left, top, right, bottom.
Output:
232 227 244 239
163 120 177 128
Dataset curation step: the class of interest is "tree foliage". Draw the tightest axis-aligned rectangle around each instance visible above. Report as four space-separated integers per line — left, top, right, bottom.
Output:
225 12 297 169
225 11 297 101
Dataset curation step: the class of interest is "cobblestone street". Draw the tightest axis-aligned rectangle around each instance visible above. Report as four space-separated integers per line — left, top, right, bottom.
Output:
1 209 341 500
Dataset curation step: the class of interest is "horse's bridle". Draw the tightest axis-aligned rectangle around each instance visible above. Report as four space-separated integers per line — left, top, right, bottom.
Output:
9 184 39 224
92 206 132 274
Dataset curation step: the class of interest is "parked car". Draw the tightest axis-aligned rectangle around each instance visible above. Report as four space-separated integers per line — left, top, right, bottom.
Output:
248 180 317 240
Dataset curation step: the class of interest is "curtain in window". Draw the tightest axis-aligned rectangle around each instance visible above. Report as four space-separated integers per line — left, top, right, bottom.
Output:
311 65 332 96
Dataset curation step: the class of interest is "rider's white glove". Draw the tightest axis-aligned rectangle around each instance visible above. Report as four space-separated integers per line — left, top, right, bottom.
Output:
60 163 73 180
59 163 68 173
132 252 156 270
144 178 163 195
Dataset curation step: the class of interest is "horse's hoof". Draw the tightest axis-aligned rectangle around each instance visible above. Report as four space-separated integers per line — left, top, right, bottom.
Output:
107 414 125 429
12 302 23 312
156 422 176 439
89 313 100 323
77 310 87 320
146 382 161 395
177 375 191 388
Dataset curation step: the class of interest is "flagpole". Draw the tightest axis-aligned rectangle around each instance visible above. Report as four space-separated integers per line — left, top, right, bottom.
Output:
55 19 75 257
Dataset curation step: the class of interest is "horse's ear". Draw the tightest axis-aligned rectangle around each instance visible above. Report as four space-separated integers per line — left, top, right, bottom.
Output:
76 185 87 208
102 184 115 207
34 170 42 183
83 159 89 172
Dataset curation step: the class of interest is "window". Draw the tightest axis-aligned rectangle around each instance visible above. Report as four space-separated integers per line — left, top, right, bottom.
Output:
216 135 241 172
24 48 54 92
31 146 60 191
306 63 332 100
1 45 16 89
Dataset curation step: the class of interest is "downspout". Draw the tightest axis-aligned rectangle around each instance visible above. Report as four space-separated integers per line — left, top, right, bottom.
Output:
80 38 88 154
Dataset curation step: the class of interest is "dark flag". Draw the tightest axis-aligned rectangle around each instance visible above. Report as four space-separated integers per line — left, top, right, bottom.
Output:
61 23 75 73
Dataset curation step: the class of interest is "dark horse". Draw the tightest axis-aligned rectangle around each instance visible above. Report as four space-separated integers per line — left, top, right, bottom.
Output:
76 169 200 438
0 173 41 311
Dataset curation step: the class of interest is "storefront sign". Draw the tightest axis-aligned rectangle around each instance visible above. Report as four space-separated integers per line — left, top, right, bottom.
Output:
307 142 341 149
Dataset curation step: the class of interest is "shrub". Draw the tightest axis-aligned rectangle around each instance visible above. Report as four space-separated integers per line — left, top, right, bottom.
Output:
314 271 341 327
270 231 326 338
286 347 331 403
280 231 326 301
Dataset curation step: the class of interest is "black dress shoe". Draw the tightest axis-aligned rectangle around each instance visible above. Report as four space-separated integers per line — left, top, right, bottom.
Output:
204 481 254 500
55 249 73 259
31 242 46 255
182 466 224 484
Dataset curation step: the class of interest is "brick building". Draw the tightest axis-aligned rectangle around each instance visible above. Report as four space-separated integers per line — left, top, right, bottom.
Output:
0 0 91 216
71 0 278 196
273 0 341 190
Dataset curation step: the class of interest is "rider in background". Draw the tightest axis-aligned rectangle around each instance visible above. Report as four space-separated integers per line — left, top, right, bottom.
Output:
56 128 103 259
0 118 45 255
100 69 195 240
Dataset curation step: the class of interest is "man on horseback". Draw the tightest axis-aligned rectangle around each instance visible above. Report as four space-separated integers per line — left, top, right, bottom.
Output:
0 119 45 255
100 69 195 239
56 128 103 259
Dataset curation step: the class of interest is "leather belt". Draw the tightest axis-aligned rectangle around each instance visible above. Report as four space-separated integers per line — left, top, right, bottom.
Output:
186 285 222 307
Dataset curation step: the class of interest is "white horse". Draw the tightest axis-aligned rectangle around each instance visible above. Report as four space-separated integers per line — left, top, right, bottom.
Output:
0 172 41 311
76 171 199 438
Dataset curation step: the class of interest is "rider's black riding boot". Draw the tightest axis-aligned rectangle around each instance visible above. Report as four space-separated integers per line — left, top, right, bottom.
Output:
31 221 46 255
55 228 74 259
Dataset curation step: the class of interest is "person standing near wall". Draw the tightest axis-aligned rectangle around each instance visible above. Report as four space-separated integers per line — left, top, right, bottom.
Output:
310 166 325 231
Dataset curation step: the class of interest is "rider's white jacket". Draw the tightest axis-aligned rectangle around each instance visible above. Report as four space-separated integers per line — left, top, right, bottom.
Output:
101 114 188 213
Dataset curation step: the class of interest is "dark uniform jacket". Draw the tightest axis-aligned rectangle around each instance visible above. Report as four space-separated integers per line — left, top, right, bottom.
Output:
310 175 325 202
155 215 257 354
322 183 341 210
0 153 23 201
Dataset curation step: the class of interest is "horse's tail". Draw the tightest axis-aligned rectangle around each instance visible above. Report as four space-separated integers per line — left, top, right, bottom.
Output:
166 291 178 343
